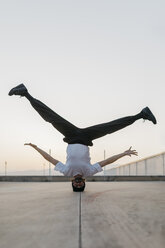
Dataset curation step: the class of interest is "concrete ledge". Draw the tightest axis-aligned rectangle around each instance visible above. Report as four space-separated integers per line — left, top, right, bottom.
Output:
0 175 165 182
0 176 71 182
88 175 165 181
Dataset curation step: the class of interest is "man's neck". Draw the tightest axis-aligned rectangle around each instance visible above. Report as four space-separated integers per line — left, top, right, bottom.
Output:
74 174 82 178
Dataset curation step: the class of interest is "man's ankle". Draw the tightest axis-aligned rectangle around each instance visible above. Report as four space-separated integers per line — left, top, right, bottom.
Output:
134 112 143 120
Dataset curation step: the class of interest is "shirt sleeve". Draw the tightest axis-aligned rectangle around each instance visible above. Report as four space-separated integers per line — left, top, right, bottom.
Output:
90 163 103 176
54 161 66 174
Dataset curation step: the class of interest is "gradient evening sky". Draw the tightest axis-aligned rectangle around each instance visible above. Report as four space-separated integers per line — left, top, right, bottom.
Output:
0 0 165 173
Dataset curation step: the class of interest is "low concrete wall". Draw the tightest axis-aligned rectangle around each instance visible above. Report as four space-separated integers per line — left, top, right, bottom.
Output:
0 176 165 182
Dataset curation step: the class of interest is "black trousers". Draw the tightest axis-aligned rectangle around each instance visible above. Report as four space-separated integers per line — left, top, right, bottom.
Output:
25 93 142 146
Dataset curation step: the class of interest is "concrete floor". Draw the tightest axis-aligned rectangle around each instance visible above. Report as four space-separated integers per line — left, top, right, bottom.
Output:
0 182 165 248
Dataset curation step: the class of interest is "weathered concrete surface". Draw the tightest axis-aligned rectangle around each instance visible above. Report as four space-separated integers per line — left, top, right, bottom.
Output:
0 182 165 248
0 182 79 248
0 175 165 182
82 182 165 248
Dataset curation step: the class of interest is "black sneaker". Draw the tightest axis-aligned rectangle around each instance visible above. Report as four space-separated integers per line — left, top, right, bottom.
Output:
141 107 157 124
8 84 28 96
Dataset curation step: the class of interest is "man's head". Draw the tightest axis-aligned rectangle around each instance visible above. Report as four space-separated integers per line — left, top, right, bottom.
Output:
72 176 85 192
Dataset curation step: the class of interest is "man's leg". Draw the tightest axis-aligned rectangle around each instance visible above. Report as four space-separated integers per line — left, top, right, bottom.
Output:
25 93 80 137
9 84 80 142
25 93 95 145
81 110 153 142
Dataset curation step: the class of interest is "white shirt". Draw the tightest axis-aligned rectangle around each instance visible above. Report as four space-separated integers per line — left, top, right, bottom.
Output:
54 144 103 177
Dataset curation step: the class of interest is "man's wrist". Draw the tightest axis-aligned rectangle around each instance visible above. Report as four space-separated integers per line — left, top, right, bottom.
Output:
33 145 37 149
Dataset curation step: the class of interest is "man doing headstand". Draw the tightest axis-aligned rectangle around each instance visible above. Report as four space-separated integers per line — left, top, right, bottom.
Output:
9 84 157 192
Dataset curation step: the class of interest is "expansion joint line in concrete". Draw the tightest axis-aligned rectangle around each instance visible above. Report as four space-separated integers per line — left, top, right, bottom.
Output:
79 192 82 248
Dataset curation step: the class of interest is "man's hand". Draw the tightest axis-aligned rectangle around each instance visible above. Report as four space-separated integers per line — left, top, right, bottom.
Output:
24 143 37 148
124 147 138 157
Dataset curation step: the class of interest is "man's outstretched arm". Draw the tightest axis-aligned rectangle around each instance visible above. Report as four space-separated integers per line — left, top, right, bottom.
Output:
98 147 138 168
24 143 59 165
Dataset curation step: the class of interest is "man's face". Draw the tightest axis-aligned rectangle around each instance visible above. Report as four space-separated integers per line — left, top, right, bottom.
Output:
72 177 85 188
73 180 84 188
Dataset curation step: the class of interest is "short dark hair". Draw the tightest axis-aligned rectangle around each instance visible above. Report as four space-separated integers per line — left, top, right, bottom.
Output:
72 181 86 192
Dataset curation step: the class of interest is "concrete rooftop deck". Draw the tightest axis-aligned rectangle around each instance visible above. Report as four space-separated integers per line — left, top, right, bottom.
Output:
0 182 165 248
